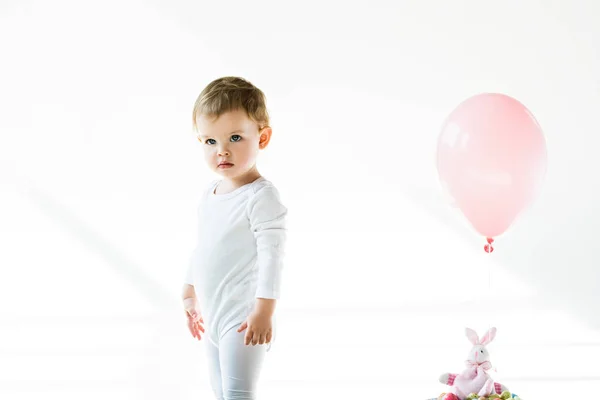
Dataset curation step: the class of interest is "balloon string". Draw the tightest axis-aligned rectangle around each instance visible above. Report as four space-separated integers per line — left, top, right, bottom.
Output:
486 238 493 292
488 258 492 292
486 238 493 333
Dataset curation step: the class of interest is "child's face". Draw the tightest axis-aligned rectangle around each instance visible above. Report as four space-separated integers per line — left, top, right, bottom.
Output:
196 109 270 179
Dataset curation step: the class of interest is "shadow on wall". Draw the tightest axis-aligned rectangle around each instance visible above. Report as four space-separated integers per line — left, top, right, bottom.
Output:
10 174 178 311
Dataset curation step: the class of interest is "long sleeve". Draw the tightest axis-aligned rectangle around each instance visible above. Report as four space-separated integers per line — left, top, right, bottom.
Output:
247 185 288 299
184 250 195 285
183 183 214 286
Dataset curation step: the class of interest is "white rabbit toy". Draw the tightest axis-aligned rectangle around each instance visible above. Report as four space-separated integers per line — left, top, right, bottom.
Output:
438 327 509 400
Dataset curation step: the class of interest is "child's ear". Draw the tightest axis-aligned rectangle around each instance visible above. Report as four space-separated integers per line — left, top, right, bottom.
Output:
258 126 272 149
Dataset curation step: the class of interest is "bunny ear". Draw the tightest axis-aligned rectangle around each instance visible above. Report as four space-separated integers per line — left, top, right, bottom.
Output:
465 327 480 345
480 327 497 345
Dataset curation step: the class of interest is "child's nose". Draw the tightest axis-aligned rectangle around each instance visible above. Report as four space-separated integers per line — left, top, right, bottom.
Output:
218 148 230 156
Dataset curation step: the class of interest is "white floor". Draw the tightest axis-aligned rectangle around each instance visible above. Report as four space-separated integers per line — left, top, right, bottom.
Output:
1 172 598 400
1 308 598 399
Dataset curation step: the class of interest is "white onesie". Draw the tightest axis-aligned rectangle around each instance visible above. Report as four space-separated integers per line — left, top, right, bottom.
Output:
184 176 287 348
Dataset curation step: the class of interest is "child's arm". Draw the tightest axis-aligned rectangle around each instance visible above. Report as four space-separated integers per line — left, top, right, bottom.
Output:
182 283 200 318
182 283 195 300
182 247 197 311
247 185 287 301
181 284 197 309
254 298 276 317
238 184 287 345
238 298 277 345
182 284 204 340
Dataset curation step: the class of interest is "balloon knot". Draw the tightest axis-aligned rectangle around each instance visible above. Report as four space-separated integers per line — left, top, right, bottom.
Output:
484 237 494 253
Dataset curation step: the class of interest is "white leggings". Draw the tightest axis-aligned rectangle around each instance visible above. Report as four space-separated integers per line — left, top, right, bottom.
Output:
204 326 269 400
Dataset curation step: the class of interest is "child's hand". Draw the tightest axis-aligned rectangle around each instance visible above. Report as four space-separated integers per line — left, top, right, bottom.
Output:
237 311 272 346
183 298 204 341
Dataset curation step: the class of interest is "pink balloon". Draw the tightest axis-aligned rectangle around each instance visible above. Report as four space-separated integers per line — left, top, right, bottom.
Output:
437 93 547 246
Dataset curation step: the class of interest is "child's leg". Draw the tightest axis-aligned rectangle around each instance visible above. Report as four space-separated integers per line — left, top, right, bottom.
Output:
218 326 268 400
204 339 224 399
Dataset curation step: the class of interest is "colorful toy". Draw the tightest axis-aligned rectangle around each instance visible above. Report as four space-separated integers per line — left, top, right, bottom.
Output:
466 391 513 399
439 327 509 400
432 393 521 400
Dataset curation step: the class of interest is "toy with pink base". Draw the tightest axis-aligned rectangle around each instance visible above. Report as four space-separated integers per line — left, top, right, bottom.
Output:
439 327 509 400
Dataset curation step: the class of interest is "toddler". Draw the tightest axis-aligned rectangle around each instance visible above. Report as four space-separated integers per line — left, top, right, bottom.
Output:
182 76 288 399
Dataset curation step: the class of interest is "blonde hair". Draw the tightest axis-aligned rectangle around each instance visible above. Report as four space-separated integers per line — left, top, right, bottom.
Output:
192 76 270 131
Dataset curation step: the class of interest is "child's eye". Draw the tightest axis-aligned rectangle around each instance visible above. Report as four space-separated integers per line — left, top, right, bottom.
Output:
206 138 216 145
231 135 242 142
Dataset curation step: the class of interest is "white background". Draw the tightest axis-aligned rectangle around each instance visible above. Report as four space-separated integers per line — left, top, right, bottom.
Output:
1 0 599 398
